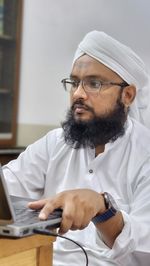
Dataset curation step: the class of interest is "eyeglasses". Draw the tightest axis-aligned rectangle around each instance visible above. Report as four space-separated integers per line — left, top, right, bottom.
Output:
61 78 129 94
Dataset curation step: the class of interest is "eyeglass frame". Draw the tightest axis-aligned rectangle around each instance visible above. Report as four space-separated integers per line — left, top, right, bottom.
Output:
61 77 129 94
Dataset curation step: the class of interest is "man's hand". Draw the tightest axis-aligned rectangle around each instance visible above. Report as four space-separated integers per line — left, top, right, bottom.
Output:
28 189 105 234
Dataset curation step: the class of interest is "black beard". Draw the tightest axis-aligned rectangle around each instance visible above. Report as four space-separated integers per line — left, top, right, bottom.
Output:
61 98 127 149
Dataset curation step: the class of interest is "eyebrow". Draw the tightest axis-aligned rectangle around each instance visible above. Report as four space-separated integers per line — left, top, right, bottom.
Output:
70 74 108 81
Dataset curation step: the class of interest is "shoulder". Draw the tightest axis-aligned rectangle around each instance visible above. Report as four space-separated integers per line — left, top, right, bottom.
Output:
31 127 63 144
131 118 150 138
45 127 64 144
22 128 64 156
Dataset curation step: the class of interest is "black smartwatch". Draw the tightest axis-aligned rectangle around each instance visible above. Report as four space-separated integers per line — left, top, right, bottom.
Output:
92 192 118 224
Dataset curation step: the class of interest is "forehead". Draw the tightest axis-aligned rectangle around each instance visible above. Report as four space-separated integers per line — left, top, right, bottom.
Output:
71 54 122 82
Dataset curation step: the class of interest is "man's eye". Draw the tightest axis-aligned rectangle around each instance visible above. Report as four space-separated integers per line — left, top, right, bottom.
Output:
88 80 100 88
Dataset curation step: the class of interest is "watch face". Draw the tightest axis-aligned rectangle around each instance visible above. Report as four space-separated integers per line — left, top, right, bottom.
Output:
104 192 119 211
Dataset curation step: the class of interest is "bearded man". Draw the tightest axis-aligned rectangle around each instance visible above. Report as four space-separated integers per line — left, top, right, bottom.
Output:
3 31 150 266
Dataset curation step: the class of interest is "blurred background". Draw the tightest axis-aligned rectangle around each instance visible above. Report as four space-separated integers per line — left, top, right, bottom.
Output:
1 0 150 150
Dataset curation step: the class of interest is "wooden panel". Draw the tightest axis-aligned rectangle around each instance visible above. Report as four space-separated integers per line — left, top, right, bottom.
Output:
0 235 56 266
37 244 53 266
0 234 56 258
0 249 36 266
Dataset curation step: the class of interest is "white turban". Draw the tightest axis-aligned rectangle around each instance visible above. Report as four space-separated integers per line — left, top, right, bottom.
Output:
73 31 150 127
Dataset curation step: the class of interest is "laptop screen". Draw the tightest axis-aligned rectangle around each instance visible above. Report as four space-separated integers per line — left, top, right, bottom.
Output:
0 174 12 220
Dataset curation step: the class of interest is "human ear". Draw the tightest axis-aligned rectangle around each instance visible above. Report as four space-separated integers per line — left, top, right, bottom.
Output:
121 85 136 107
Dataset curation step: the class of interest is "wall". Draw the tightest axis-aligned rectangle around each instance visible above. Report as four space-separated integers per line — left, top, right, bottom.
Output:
17 0 150 146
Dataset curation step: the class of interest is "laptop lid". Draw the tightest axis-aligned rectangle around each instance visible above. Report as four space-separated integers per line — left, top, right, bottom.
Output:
0 166 15 225
0 166 62 237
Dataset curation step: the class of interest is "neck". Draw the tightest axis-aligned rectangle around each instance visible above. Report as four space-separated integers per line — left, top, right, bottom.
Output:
95 145 105 156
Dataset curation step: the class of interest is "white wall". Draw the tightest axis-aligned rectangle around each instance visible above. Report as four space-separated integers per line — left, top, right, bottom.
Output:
17 0 150 144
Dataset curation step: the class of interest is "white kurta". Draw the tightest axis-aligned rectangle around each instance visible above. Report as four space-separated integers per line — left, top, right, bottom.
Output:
3 117 150 266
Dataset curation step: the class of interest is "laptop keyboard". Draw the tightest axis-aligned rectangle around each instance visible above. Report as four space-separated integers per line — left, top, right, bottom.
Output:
13 207 61 226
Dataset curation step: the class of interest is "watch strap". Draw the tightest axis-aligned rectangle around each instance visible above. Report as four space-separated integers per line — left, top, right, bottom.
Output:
92 206 117 224
92 192 118 224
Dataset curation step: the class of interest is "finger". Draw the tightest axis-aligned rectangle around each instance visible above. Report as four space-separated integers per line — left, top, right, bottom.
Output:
71 223 89 231
70 207 92 231
28 199 47 209
58 203 75 234
58 214 73 235
39 200 61 220
69 210 86 230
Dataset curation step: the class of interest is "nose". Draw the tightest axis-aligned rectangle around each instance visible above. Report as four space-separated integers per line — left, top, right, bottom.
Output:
72 82 88 100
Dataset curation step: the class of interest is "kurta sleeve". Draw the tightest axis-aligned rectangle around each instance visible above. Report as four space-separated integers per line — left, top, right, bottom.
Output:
2 129 59 199
95 158 150 263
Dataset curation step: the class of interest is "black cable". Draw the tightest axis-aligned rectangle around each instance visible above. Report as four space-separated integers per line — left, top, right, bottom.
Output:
33 228 89 266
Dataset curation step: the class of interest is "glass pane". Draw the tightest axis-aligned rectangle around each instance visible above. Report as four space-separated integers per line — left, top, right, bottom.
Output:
0 0 21 145
0 93 13 139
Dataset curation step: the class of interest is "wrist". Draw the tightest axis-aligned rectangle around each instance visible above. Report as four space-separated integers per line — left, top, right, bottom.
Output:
92 192 119 224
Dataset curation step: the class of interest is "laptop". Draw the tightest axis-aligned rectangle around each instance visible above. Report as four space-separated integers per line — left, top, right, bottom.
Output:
0 167 62 237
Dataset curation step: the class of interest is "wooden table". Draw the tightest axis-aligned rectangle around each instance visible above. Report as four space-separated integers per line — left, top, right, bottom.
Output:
0 234 56 266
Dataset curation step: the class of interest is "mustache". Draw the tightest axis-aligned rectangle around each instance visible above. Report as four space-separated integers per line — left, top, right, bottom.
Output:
71 100 94 113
